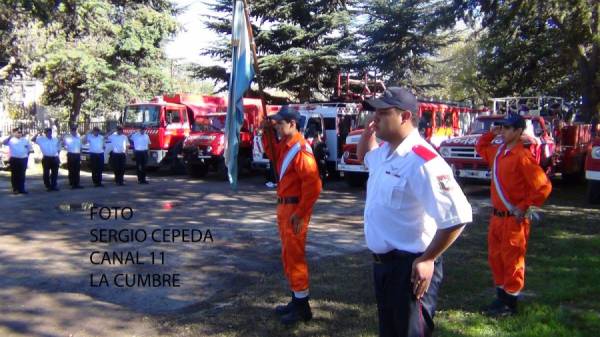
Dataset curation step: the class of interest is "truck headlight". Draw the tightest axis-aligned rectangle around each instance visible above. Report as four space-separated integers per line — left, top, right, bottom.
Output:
206 146 212 153
592 146 600 159
439 147 450 158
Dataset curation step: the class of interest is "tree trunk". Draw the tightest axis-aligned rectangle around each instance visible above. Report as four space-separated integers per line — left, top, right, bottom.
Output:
69 88 85 126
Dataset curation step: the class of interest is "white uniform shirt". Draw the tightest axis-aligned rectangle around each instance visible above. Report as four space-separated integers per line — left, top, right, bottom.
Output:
130 132 151 151
109 133 129 154
63 134 81 153
363 129 472 254
6 137 31 158
36 135 60 157
86 134 105 154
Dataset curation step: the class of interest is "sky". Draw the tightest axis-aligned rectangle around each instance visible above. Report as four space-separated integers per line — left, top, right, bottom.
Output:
165 0 220 65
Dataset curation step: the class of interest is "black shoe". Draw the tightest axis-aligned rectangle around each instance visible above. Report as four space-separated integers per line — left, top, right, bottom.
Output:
71 185 84 189
280 297 312 325
275 294 295 316
484 289 517 317
19 190 28 194
13 190 19 195
94 184 104 187
51 187 59 191
47 188 53 192
117 182 124 186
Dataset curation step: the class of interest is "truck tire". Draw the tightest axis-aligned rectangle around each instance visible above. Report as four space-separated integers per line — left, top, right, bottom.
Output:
187 163 208 178
587 180 600 204
344 172 367 188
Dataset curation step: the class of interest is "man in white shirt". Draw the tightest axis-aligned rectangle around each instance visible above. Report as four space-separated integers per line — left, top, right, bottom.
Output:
108 126 128 185
33 127 61 191
63 125 83 189
2 128 31 194
84 127 105 187
357 87 472 337
129 125 151 184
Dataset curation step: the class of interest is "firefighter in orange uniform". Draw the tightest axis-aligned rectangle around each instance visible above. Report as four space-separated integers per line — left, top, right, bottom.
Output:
476 114 552 316
261 106 322 325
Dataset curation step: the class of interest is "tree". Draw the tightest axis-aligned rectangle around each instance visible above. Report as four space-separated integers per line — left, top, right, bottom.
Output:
195 0 355 102
1 0 178 124
355 0 456 92
443 0 600 120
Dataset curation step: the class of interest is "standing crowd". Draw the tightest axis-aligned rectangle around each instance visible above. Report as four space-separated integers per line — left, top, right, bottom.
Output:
2 125 151 194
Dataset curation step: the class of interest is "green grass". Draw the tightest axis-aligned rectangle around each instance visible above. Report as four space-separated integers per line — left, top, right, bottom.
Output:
155 183 600 336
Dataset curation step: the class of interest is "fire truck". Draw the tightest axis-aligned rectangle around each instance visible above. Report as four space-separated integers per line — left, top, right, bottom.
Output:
251 103 360 180
584 131 600 203
337 101 479 187
438 114 554 181
181 97 264 178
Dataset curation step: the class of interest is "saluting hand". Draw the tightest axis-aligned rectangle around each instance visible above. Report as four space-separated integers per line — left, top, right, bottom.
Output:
411 257 435 300
290 214 302 234
363 118 376 137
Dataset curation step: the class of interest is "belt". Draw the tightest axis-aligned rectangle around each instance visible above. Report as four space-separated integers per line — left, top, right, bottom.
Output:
373 250 419 264
493 208 513 217
277 196 299 204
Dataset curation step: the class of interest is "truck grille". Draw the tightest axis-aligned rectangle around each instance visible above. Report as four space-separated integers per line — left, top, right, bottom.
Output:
447 147 481 159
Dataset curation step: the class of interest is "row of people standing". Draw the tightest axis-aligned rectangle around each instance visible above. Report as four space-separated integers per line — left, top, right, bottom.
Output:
2 125 151 194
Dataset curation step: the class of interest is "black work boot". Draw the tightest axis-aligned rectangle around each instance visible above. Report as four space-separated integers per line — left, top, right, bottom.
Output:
280 296 312 325
275 293 295 316
484 288 517 317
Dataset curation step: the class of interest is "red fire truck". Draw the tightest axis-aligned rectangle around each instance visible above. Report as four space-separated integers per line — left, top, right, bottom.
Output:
438 114 554 181
585 132 600 203
181 97 264 178
337 101 477 187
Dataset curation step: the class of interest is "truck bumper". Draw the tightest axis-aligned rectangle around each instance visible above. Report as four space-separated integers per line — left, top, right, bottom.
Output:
455 168 491 180
586 170 600 181
337 163 368 173
251 158 270 169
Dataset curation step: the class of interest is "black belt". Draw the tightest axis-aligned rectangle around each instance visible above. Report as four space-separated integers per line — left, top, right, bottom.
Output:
277 196 299 204
493 208 513 217
373 250 420 264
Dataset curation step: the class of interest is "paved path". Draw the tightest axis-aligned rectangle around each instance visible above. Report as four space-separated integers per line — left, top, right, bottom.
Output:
0 167 490 337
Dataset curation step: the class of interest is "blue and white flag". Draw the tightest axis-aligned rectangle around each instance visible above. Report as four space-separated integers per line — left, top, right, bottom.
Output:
224 0 255 189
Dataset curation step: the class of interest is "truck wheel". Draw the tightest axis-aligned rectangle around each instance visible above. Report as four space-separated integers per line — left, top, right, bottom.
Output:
587 180 600 204
562 171 584 184
344 172 367 188
187 163 208 178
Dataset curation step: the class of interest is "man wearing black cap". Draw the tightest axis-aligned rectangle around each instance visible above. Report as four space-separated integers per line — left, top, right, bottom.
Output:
108 126 128 185
357 87 472 337
260 106 322 325
63 125 83 189
476 114 552 316
84 127 106 187
130 125 150 184
3 128 31 194
33 127 61 191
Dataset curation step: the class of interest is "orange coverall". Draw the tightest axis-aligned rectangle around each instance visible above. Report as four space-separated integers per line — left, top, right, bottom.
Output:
263 131 322 292
476 132 552 294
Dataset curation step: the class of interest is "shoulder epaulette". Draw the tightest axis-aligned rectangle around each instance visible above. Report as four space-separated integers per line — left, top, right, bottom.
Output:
412 145 437 162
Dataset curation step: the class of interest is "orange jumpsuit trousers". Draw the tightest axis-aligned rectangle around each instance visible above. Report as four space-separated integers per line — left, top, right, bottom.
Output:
263 131 322 292
477 132 552 294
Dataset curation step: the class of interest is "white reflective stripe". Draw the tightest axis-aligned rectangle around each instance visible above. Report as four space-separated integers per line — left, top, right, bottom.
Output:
492 144 517 212
279 143 301 181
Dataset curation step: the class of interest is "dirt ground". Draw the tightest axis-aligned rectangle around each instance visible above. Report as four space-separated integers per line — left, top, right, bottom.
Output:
1 165 585 337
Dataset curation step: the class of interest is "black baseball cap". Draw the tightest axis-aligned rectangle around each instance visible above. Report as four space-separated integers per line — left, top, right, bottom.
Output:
500 114 526 129
270 105 301 123
365 87 418 113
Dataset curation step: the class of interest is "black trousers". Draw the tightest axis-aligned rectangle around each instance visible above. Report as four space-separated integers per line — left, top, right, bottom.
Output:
111 153 126 184
42 156 59 189
373 251 443 337
9 157 27 192
90 153 104 186
67 153 81 187
134 150 148 183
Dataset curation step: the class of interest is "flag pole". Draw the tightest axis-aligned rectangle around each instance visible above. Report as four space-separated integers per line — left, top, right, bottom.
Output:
241 0 279 181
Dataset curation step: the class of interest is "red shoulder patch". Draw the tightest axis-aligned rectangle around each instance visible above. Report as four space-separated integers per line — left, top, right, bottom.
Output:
412 145 437 162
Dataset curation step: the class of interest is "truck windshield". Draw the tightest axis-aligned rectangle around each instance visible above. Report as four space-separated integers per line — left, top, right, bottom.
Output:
124 105 160 127
193 116 225 132
470 119 504 134
355 111 373 129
